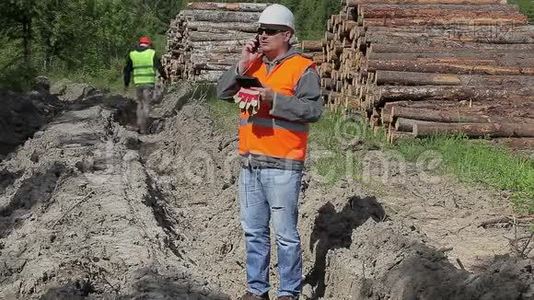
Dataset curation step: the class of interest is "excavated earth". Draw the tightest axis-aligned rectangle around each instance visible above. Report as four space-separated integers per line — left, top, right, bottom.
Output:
0 83 532 300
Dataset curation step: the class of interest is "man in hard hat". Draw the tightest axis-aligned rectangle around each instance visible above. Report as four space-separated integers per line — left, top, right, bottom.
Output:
217 4 323 300
124 36 167 134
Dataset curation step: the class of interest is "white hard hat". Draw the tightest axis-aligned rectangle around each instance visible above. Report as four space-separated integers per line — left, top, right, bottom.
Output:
258 4 295 32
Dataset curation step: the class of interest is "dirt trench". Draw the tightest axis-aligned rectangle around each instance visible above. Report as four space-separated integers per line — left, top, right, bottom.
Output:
0 85 228 299
0 83 532 299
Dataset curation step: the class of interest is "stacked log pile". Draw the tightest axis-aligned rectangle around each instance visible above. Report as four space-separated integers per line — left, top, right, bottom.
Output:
163 2 265 82
163 2 325 83
320 0 534 142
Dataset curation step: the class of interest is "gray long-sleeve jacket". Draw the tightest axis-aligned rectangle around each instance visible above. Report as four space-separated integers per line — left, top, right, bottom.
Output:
216 47 324 170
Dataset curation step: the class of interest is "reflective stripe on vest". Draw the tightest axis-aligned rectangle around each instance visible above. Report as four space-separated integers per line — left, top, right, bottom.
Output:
130 49 156 85
240 116 309 133
238 54 315 161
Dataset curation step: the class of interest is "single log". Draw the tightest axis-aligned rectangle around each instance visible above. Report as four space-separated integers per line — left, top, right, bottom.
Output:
322 78 336 90
395 118 436 132
374 71 534 87
181 10 260 23
188 40 250 48
302 53 325 64
366 24 534 34
376 71 461 86
364 31 534 44
343 20 358 34
192 62 235 71
391 107 490 124
340 6 356 21
369 51 534 61
359 4 519 19
186 21 258 33
413 122 534 138
188 44 243 53
187 31 254 42
366 58 534 75
369 43 534 53
365 31 534 46
388 130 415 143
371 85 534 106
186 26 239 34
186 2 268 12
189 52 241 61
301 40 323 52
389 106 534 124
325 32 335 42
384 99 534 112
331 70 340 81
381 102 401 124
363 16 528 27
188 52 241 62
347 0 507 6
320 63 333 76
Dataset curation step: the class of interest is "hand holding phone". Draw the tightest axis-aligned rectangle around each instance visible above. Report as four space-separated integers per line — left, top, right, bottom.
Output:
238 35 262 74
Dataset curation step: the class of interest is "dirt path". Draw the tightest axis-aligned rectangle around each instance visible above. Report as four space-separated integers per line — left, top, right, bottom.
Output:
0 89 229 299
0 84 532 299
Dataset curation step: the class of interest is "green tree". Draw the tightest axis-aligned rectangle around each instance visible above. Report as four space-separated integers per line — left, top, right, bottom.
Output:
510 0 534 23
0 0 36 68
1 0 348 90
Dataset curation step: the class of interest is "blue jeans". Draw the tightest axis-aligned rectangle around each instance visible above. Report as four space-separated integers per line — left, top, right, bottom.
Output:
239 167 303 297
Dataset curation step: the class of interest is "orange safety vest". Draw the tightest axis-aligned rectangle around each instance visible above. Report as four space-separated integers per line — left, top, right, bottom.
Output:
239 54 315 161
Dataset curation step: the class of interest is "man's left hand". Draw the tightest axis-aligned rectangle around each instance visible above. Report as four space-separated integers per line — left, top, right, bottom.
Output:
250 87 274 106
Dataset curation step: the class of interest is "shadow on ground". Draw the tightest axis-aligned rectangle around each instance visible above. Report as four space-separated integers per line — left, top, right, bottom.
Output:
39 269 231 300
305 198 534 299
304 195 387 299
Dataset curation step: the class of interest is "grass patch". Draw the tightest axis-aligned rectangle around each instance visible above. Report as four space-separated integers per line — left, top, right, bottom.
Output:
394 136 534 213
309 111 386 184
47 57 125 93
207 96 238 133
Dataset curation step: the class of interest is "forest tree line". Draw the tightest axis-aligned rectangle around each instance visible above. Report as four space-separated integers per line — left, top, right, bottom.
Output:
1 0 532 90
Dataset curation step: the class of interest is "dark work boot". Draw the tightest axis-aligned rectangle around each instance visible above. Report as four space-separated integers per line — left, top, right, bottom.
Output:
239 291 270 300
277 296 298 300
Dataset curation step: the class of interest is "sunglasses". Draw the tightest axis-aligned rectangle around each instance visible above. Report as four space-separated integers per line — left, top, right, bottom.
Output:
257 28 285 36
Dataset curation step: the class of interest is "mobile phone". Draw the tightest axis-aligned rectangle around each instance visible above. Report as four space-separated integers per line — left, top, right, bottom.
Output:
236 75 263 88
252 35 260 53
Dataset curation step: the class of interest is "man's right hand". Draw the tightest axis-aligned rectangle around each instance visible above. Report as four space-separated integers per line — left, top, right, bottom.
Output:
238 38 262 75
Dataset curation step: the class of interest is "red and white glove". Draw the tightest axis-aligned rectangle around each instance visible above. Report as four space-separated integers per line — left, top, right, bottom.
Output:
234 88 261 115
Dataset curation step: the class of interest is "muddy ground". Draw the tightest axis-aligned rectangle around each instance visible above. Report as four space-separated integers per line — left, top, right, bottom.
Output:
0 83 532 299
